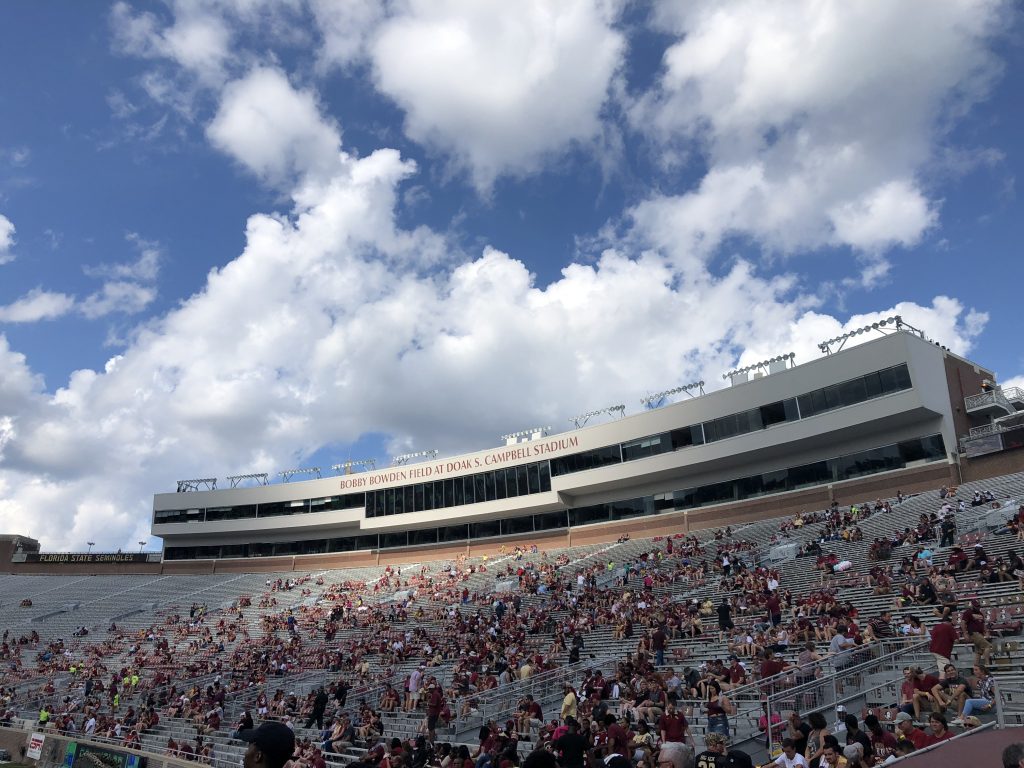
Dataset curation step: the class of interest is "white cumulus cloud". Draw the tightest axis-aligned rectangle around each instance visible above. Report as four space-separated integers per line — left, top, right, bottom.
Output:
368 0 626 191
0 214 15 265
0 289 76 324
207 67 342 187
630 0 1006 279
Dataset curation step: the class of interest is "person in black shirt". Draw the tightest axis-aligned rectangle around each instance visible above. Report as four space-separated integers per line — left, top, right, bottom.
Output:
717 599 734 642
843 715 872 762
696 732 728 768
554 718 587 768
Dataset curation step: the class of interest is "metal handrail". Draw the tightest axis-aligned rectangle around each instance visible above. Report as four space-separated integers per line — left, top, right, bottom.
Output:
965 389 1015 412
452 654 620 734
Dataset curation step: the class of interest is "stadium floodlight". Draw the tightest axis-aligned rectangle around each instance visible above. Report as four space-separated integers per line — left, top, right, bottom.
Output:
722 353 796 385
392 449 438 466
816 315 927 355
500 426 551 444
176 477 218 493
227 472 270 488
277 467 322 482
87 542 95 554
569 404 626 429
331 459 377 474
138 540 146 553
640 381 705 410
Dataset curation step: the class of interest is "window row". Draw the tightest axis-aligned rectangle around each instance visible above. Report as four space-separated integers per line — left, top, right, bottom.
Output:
154 492 365 525
796 364 912 419
366 462 553 517
550 364 913 478
163 433 945 561
671 434 945 510
157 364 916 525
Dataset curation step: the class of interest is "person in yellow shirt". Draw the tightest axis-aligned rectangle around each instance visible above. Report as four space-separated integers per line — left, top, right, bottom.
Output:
560 684 577 721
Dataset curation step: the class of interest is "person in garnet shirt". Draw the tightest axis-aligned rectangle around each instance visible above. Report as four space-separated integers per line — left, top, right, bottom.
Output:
766 593 783 626
928 615 957 672
921 713 954 746
604 714 630 758
894 713 928 750
658 702 691 746
911 667 940 719
759 650 787 683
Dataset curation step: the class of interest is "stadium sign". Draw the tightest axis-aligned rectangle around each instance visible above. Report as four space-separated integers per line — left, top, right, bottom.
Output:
24 553 153 564
338 435 581 490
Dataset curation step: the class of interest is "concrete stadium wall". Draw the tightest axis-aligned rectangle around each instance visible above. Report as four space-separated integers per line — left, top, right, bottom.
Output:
4 459 974 577
0 723 194 768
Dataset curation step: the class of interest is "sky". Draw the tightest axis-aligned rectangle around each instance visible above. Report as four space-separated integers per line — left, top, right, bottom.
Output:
0 0 1022 552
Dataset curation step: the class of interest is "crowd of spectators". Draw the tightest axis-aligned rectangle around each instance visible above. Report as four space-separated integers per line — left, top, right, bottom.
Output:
4 486 1024 768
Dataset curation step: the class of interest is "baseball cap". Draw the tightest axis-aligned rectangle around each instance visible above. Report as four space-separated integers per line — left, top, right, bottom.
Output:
724 751 753 768
894 712 913 723
238 722 295 768
604 756 631 768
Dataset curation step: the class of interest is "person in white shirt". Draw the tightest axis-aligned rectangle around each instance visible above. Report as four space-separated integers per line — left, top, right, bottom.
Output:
85 715 97 734
760 739 808 767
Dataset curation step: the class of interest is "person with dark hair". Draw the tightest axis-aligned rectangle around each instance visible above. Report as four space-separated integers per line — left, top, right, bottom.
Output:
922 713 952 746
239 721 296 768
862 715 896 763
842 715 871 763
554 718 588 768
704 682 733 737
603 714 630 759
804 711 829 766
522 749 558 768
724 751 753 768
758 738 808 767
817 737 845 768
1003 743 1024 768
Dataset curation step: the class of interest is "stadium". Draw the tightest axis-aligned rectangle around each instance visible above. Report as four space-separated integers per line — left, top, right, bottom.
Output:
2 323 1024 768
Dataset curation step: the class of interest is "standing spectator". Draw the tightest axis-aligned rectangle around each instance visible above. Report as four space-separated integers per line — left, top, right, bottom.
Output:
305 687 328 730
928 616 957 673
653 625 668 667
960 600 993 667
717 599 734 642
560 684 577 722
426 683 445 743
659 701 692 747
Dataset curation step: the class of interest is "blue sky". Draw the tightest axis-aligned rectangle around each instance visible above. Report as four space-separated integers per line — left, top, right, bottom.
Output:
0 0 1021 551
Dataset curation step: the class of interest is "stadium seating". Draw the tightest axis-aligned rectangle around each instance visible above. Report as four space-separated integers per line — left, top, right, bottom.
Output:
2 471 1024 767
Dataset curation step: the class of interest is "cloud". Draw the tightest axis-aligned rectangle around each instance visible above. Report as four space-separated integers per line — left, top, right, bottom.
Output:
79 282 157 320
630 0 1006 278
0 134 990 550
84 232 162 283
0 289 76 323
367 0 626 191
0 214 14 265
110 0 232 86
1 0 1004 555
206 67 342 187
309 0 384 70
